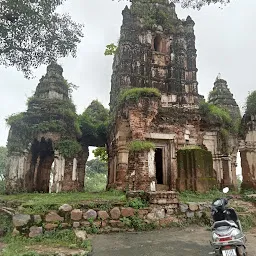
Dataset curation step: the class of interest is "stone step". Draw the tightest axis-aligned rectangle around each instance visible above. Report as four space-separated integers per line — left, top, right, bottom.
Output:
156 184 169 191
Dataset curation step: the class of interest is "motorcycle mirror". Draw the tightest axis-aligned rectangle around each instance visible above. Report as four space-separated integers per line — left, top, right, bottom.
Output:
222 187 229 194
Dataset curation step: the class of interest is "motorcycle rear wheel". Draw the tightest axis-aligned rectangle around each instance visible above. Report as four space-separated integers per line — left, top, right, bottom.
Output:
237 246 247 256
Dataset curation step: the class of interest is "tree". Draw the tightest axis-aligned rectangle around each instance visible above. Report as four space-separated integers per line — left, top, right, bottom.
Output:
115 0 230 9
86 158 108 174
93 147 108 162
0 0 84 78
79 100 109 147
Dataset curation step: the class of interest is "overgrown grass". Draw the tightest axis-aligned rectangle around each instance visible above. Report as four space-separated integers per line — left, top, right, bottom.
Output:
179 189 225 203
0 190 126 214
1 229 92 256
128 140 155 152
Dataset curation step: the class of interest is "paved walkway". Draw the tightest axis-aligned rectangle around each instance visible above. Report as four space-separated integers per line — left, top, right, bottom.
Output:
92 227 256 256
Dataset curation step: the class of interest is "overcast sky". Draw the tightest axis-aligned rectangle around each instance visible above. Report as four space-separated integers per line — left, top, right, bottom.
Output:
0 0 255 149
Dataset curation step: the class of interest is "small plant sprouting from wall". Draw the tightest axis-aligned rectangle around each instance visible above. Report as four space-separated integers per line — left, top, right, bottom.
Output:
128 140 156 152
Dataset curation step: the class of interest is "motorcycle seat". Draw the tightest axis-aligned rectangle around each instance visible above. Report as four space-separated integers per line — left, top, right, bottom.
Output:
212 220 238 230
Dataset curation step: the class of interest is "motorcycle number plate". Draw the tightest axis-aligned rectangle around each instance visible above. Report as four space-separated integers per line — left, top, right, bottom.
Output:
222 249 237 256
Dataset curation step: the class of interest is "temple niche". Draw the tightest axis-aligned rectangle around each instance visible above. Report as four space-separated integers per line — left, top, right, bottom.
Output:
107 0 240 192
5 63 88 194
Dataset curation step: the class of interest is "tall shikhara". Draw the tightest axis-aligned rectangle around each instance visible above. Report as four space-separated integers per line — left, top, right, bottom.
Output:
110 0 201 111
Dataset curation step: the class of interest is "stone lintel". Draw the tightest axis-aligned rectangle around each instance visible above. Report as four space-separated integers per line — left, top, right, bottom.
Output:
145 133 175 140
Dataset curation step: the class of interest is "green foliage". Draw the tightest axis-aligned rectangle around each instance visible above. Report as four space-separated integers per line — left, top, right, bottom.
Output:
93 147 108 162
86 158 108 174
85 173 107 192
0 0 84 78
128 140 155 152
79 100 109 147
6 112 25 126
179 189 224 203
120 216 156 231
2 229 92 255
245 91 256 116
55 139 82 158
125 198 149 209
104 43 118 56
119 87 161 105
0 147 7 193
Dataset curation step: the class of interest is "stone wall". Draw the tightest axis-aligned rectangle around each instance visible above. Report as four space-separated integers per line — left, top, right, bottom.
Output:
10 197 211 238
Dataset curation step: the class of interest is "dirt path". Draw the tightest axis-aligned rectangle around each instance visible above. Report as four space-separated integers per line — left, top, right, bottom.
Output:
91 227 256 256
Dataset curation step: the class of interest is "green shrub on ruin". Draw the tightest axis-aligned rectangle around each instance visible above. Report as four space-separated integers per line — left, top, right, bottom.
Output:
119 87 161 105
128 140 156 152
55 139 82 158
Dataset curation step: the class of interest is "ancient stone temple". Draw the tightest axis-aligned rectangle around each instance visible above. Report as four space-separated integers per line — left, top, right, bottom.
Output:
208 76 241 189
5 63 87 193
107 0 233 192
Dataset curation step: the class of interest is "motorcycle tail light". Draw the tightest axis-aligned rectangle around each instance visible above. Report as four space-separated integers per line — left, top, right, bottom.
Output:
219 236 232 242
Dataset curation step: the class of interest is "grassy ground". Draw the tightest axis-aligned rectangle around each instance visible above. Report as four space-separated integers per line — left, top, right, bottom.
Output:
1 229 92 256
0 190 126 214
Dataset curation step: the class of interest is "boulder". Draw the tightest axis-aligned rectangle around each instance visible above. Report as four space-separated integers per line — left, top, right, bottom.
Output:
98 211 110 220
75 230 88 241
29 226 43 238
83 209 97 220
121 207 135 217
71 209 83 221
45 212 64 222
59 204 73 212
110 207 121 220
13 214 31 227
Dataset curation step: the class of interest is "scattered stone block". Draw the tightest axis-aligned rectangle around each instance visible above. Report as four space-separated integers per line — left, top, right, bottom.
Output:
109 220 125 228
186 211 195 218
110 207 121 220
83 209 97 220
179 203 188 213
188 202 199 211
29 226 43 238
59 204 73 212
45 212 64 222
98 211 110 220
45 223 58 230
73 222 80 228
121 207 135 217
75 230 88 241
71 209 83 221
13 214 31 227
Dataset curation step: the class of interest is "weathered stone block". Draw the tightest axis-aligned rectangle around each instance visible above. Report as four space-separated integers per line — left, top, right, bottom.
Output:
138 209 149 218
45 212 64 222
59 204 72 212
71 209 83 221
83 209 97 220
45 223 58 230
179 203 188 213
29 226 43 238
121 207 135 217
81 221 91 227
98 211 110 220
74 230 87 241
110 207 121 220
73 222 80 228
13 214 31 227
109 220 125 228
188 202 199 211
186 211 195 218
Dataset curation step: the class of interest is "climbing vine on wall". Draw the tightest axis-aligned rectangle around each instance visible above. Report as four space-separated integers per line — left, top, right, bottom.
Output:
128 140 156 152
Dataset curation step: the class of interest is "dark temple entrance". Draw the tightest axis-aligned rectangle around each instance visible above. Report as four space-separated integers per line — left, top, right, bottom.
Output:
155 148 163 184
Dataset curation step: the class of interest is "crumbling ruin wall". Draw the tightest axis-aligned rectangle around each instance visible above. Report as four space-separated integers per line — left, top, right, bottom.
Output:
176 148 217 192
240 114 256 190
5 63 87 194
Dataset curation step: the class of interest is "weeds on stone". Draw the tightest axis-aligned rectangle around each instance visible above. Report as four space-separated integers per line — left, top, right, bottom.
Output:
125 198 148 209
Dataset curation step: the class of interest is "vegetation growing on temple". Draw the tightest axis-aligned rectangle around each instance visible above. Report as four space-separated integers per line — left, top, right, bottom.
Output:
128 140 156 152
119 88 161 105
